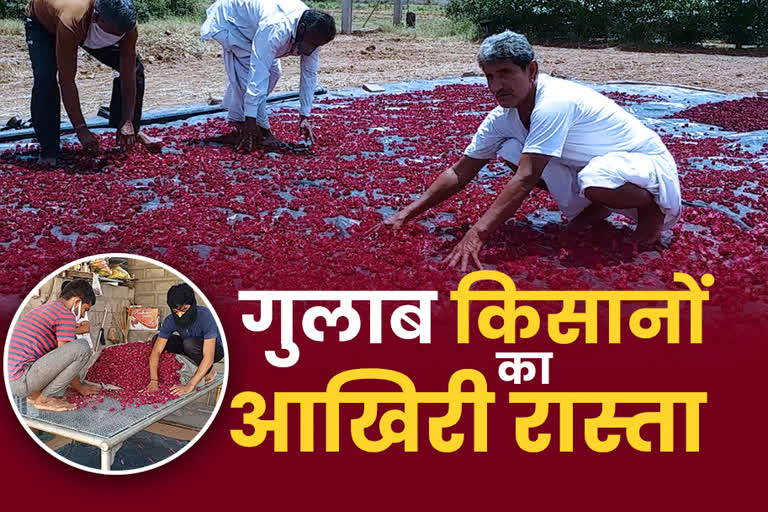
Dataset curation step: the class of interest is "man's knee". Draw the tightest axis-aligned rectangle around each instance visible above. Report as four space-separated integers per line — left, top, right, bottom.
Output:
182 337 203 358
585 183 653 209
32 70 58 91
72 339 91 362
583 186 614 203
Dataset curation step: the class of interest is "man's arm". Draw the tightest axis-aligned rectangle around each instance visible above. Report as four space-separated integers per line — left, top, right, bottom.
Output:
245 29 279 129
297 49 319 143
171 339 215 396
237 29 280 151
374 156 488 232
298 49 318 118
444 153 552 271
75 321 90 335
117 27 138 147
55 23 99 152
55 311 77 347
473 153 552 237
144 336 168 393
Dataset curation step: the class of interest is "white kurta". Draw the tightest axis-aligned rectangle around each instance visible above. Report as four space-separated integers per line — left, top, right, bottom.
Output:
465 74 682 229
201 0 319 127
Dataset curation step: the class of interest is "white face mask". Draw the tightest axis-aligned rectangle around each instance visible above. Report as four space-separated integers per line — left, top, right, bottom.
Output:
71 300 83 322
82 20 125 49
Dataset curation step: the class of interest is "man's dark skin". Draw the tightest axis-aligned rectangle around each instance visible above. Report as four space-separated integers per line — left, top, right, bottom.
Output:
236 26 332 152
49 11 159 163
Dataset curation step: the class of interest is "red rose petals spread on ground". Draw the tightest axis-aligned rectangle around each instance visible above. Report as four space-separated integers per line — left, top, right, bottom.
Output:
68 341 182 410
0 83 766 330
665 96 768 132
603 91 665 106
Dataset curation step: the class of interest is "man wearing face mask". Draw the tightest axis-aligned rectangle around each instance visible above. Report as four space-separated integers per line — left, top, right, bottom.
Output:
61 280 95 348
144 283 224 396
8 279 100 412
24 0 161 164
201 0 336 151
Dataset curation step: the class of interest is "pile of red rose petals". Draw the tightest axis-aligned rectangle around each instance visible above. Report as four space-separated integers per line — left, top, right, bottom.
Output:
602 91 665 106
665 96 768 132
69 340 182 410
0 83 766 327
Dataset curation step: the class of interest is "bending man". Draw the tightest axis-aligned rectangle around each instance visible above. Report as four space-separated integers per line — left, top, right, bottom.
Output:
201 0 336 150
144 284 224 396
25 0 161 164
8 280 100 412
378 31 682 271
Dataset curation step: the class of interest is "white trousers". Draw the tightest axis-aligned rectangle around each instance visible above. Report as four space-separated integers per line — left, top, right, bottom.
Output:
220 44 282 123
498 139 682 229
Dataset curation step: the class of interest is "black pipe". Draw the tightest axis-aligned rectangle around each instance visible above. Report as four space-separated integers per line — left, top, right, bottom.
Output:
0 87 326 144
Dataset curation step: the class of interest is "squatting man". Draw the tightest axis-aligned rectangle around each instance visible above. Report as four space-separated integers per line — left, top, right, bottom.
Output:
24 0 161 164
8 280 101 412
374 31 682 271
201 0 336 151
144 284 224 396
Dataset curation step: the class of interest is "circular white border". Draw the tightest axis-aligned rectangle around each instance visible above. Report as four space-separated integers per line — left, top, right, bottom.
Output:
3 252 230 475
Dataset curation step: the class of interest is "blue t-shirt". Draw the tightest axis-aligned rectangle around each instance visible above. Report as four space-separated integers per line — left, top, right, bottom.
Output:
158 306 222 350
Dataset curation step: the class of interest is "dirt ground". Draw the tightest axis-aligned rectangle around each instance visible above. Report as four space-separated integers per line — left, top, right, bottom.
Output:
1 27 767 123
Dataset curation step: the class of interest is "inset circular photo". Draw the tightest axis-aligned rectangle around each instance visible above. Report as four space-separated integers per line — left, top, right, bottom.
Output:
3 254 228 474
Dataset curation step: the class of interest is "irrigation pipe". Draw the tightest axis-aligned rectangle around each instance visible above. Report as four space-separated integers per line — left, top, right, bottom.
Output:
0 87 327 144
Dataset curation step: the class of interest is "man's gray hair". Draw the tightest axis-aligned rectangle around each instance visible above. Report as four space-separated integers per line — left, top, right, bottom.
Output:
94 0 137 33
476 30 535 68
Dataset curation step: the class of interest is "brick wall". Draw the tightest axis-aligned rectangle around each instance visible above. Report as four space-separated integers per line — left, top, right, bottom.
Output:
18 275 133 344
14 260 207 344
124 260 205 342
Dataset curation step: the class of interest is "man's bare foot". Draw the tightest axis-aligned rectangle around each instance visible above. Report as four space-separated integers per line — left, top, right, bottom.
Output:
567 204 611 232
75 382 102 396
259 133 286 150
204 368 217 384
633 201 664 244
29 395 76 412
137 132 163 150
214 130 242 145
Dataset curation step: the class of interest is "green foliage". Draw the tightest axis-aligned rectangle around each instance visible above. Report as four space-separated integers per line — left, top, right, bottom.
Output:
714 0 767 46
133 0 203 21
0 0 27 19
0 0 205 21
446 0 765 46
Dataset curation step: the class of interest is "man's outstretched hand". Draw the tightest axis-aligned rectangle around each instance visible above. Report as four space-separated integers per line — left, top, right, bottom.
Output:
364 209 411 238
299 115 316 145
442 227 486 273
76 126 100 154
116 121 136 149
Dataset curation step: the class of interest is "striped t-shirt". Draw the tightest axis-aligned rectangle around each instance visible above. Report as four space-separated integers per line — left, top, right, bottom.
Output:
7 301 77 381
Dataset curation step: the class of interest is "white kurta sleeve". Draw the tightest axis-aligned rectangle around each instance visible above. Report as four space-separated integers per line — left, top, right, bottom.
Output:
298 48 319 118
464 107 512 160
245 27 280 129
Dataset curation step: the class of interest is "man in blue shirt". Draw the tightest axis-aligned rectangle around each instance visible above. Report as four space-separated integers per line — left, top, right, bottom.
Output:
144 283 224 396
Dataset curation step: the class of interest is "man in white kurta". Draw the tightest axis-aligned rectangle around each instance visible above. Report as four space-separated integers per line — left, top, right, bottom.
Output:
374 30 682 271
463 72 681 229
201 0 335 148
